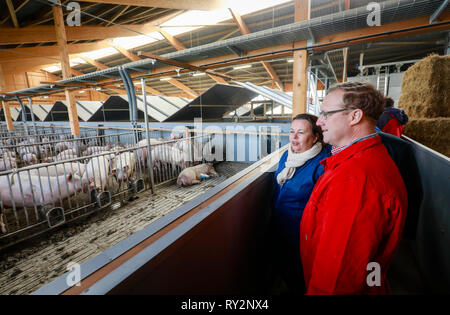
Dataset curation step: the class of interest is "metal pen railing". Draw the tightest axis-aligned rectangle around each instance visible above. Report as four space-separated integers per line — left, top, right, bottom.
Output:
0 127 216 249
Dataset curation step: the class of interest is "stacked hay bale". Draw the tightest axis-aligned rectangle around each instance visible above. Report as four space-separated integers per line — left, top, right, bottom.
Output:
398 54 450 157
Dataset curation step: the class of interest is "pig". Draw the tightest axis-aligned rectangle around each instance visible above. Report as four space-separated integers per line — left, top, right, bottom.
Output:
55 141 75 153
0 149 15 158
135 139 167 167
176 163 219 187
82 154 115 191
110 145 125 152
170 131 184 140
18 145 37 156
22 153 38 165
0 172 90 208
42 155 56 163
83 145 112 156
174 138 203 164
137 138 164 147
0 157 17 171
151 144 187 170
29 162 85 177
55 154 78 161
110 151 135 182
56 149 78 160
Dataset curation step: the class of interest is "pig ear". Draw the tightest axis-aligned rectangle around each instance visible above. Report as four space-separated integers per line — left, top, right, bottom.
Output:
67 172 73 181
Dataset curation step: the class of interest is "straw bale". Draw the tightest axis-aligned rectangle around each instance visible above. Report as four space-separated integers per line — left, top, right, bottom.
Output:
404 118 450 157
398 54 450 118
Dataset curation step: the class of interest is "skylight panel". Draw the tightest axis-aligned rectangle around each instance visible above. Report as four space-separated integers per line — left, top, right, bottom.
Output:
113 32 164 50
43 65 61 73
159 0 290 37
80 47 117 60
69 57 87 67
228 0 291 16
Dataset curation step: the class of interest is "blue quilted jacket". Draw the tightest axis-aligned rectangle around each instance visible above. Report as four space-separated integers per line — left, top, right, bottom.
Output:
272 147 330 247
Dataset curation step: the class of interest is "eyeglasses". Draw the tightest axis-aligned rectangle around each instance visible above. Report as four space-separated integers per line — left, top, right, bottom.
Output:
318 107 357 119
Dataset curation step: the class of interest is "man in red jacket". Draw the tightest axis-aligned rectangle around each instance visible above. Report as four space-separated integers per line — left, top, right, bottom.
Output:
300 82 408 294
376 97 409 137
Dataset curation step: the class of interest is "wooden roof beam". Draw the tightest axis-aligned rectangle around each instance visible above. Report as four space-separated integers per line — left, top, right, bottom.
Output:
75 0 226 11
229 8 284 91
167 79 198 98
1 0 29 25
41 68 126 97
0 11 181 45
105 5 130 26
5 0 19 28
158 28 186 51
109 42 142 62
0 41 109 63
138 51 233 81
76 55 109 70
155 28 229 85
77 54 166 95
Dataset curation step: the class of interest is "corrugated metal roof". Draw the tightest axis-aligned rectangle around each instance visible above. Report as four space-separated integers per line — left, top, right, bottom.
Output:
125 94 190 122
164 83 258 122
87 96 143 122
25 104 49 121
235 81 292 107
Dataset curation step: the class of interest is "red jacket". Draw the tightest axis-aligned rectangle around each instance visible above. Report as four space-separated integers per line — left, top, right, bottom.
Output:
382 118 404 137
377 108 408 137
300 136 407 295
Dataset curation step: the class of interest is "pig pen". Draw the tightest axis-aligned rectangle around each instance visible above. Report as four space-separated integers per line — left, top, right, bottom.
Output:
0 125 222 249
0 161 251 295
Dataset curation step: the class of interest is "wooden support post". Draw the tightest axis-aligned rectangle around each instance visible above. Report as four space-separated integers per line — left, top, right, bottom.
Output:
53 2 80 136
2 101 14 130
292 0 310 117
359 52 365 75
342 47 349 82
292 49 308 116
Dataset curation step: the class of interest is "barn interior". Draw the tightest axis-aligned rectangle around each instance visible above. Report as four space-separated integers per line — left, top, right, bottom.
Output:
0 0 449 296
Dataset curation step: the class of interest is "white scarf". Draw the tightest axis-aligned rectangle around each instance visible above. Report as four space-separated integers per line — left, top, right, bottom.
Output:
276 142 322 185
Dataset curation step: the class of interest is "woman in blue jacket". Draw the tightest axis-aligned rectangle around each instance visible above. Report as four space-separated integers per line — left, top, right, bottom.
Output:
272 113 329 294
